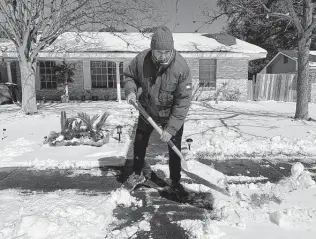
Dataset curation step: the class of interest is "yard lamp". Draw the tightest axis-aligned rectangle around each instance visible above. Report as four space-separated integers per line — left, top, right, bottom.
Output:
186 138 193 150
116 125 123 142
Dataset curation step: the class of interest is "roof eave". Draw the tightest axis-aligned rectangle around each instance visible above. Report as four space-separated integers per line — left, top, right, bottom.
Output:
1 50 268 60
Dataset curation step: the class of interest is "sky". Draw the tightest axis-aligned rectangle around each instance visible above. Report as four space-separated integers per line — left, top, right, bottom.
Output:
162 0 227 33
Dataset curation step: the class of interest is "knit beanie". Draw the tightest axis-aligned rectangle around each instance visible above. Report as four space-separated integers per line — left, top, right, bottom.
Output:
150 26 174 50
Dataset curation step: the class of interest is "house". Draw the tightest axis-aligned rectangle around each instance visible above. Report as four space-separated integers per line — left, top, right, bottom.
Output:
260 49 316 74
0 32 267 102
260 50 316 103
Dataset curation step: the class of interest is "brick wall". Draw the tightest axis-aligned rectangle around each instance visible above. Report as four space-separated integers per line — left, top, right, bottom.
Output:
184 58 199 82
217 59 248 101
217 59 248 79
185 58 249 101
34 57 249 102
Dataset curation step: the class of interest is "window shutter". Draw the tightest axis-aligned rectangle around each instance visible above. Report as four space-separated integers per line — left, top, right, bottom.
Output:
35 63 40 90
83 60 91 90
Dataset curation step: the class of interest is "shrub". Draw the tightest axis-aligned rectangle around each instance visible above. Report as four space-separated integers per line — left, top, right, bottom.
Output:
44 110 110 147
222 88 241 101
202 82 242 102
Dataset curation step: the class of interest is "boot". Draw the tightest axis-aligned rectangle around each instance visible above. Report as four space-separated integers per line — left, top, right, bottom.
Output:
170 181 189 198
126 172 146 187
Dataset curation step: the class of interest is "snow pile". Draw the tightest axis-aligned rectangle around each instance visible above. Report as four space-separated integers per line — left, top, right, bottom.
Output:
271 162 315 199
209 164 316 231
108 188 142 208
66 168 116 177
106 213 151 239
175 218 225 239
192 128 316 160
268 206 316 229
269 211 291 227
0 188 141 239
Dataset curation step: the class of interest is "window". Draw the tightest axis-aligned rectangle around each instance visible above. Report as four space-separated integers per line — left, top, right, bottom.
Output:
199 59 216 88
283 55 288 64
40 61 57 89
90 61 124 88
10 61 20 84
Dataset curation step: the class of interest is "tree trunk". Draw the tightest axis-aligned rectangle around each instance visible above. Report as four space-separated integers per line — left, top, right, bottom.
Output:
20 59 38 114
295 36 311 120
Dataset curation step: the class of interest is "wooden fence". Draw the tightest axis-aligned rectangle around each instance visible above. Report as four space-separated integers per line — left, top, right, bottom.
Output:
247 74 297 102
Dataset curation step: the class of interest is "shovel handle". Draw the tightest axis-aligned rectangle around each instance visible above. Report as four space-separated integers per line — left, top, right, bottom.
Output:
129 100 188 171
129 101 231 196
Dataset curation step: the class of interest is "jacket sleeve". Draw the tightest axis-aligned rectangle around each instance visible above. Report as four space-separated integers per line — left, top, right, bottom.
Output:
165 70 192 136
123 57 140 96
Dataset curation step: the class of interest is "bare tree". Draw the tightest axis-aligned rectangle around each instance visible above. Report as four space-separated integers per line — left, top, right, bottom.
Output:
0 0 166 114
197 0 316 120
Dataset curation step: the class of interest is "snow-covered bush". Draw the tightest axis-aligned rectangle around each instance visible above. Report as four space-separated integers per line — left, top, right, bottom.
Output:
44 110 110 147
53 61 76 103
222 87 241 101
200 82 241 103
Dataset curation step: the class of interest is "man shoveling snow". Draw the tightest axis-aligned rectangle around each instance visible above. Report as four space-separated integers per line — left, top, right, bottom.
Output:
123 25 193 198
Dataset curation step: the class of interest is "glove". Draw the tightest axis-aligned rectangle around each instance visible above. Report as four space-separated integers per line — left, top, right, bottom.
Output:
160 130 172 143
126 92 136 104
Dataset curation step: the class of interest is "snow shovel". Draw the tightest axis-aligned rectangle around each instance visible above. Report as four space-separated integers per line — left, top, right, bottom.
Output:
129 100 230 196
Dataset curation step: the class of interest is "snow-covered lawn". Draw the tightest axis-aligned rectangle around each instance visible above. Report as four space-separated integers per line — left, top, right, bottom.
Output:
185 101 316 161
0 102 135 168
0 100 316 238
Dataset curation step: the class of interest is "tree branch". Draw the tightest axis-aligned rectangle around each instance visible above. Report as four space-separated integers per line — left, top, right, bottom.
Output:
0 0 22 45
255 0 292 19
0 23 18 47
283 0 304 34
304 0 316 38
306 19 316 36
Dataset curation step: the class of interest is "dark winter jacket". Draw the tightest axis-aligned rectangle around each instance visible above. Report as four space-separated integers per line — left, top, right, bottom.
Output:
123 49 192 136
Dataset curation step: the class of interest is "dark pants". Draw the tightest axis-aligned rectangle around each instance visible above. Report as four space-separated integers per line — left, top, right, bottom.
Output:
133 116 183 183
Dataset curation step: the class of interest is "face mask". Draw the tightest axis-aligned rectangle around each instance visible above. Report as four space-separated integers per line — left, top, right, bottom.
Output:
152 50 174 66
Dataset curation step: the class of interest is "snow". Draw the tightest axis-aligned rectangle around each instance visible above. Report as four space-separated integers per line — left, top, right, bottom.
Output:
0 32 267 58
174 218 225 239
0 188 142 239
1 100 316 238
184 101 316 162
0 102 135 168
53 32 266 54
106 213 151 239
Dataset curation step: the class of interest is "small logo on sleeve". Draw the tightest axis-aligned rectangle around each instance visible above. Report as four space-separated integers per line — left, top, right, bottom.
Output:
186 83 192 90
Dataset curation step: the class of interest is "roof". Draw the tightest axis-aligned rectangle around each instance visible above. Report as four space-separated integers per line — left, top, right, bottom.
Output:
202 33 236 46
279 49 316 63
0 32 267 60
261 49 316 73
